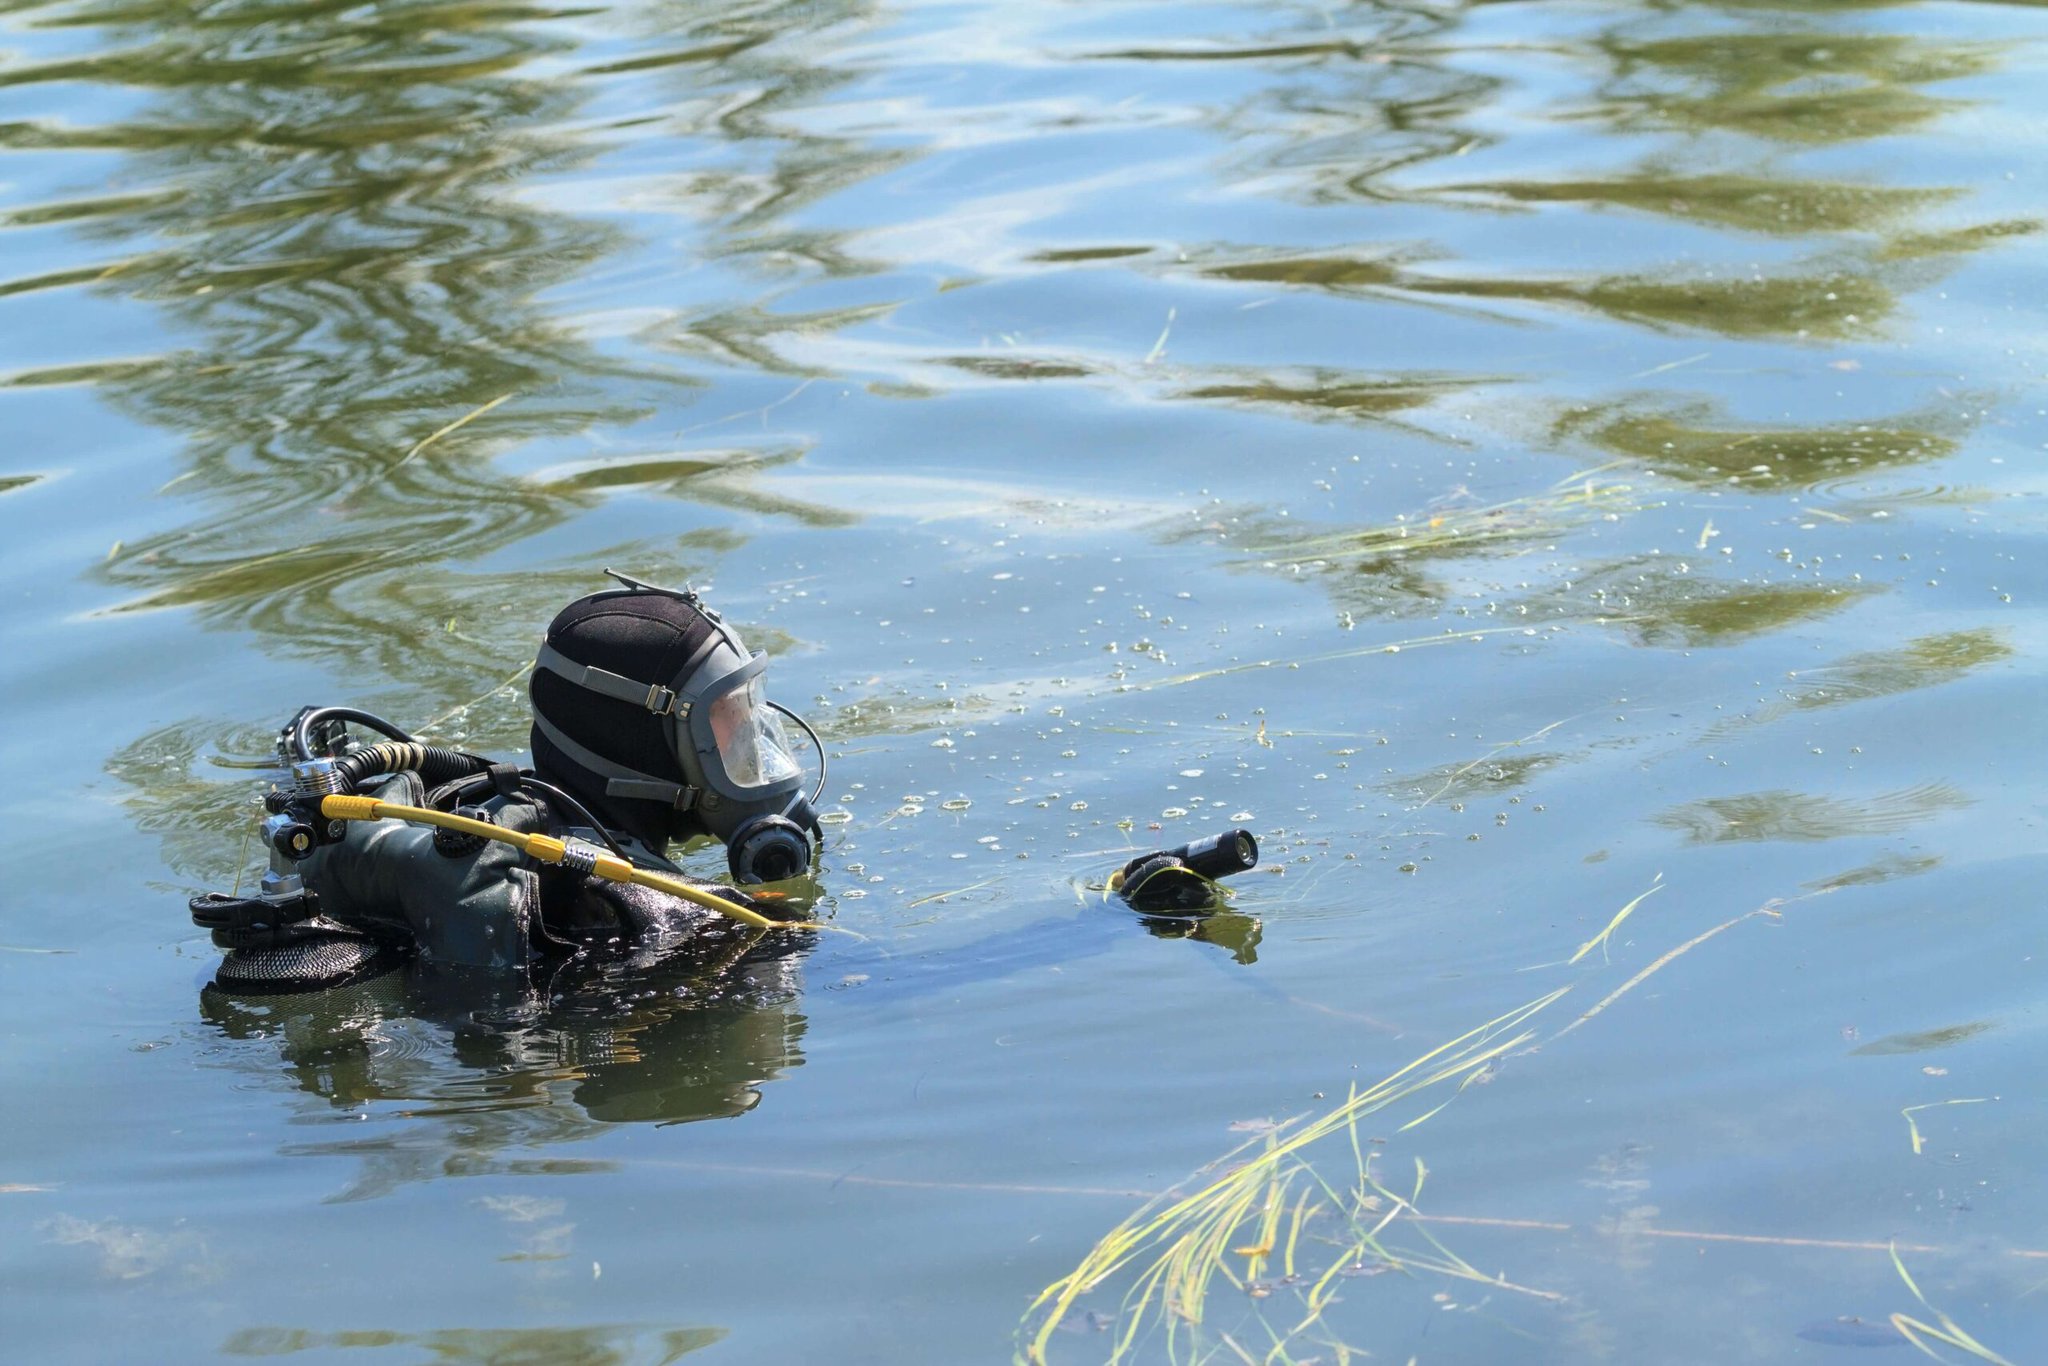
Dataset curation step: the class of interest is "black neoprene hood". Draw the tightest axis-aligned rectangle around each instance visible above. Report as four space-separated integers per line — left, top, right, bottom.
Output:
528 581 810 852
530 586 719 847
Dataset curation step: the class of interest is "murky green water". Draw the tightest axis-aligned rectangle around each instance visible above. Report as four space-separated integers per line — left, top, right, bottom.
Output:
4 0 2047 1360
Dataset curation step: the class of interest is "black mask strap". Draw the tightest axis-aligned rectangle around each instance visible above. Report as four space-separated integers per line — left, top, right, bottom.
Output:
534 641 686 717
531 712 697 811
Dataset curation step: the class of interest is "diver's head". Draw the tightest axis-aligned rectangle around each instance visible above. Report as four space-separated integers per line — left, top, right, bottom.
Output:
529 571 818 878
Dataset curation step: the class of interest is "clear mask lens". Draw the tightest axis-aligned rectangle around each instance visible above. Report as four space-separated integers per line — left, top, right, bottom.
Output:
705 675 801 791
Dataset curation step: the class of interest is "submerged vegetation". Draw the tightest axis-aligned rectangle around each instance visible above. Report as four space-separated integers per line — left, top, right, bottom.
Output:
1020 987 1570 1365
1891 1247 2016 1366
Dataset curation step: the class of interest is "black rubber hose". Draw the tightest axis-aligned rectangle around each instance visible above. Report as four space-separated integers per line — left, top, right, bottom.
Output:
289 707 416 761
417 746 494 787
768 700 829 807
333 742 493 792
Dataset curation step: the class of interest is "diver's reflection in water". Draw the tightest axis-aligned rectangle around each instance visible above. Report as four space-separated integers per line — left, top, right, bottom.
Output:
192 898 1263 1195
198 939 808 1199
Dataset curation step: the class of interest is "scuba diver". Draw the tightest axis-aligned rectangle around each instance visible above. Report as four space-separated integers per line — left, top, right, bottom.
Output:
189 568 1265 1000
190 571 829 995
183 570 1272 1166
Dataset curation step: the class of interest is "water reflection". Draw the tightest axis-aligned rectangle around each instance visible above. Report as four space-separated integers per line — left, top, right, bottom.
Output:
108 720 278 886
1201 473 1639 620
1653 782 1970 844
1170 3 2025 342
1387 748 1567 807
1782 628 2013 709
1199 245 1906 340
1713 627 2014 740
1848 1020 1994 1056
1555 398 1964 491
1 0 656 645
1570 559 1864 648
0 0 908 701
0 0 2037 1354
612 0 899 282
1087 3 1498 204
1178 368 1485 430
220 1322 724 1362
1878 216 2040 260
1408 259 1896 339
1438 173 1956 237
1804 852 1941 891
188 900 1263 1204
198 947 807 1202
1587 31 1989 144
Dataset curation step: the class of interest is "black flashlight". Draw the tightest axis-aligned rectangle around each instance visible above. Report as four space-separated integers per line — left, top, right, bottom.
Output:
1163 828 1259 880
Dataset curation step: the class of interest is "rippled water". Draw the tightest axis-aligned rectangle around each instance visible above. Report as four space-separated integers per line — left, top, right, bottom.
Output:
4 0 2047 1360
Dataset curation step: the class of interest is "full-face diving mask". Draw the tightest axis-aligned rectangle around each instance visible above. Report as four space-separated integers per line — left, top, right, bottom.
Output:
529 571 822 882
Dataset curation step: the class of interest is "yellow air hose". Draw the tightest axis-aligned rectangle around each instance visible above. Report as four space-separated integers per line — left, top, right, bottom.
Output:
318 793 809 933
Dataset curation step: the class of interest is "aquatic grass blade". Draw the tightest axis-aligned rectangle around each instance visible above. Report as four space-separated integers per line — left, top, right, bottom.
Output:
1568 879 1663 965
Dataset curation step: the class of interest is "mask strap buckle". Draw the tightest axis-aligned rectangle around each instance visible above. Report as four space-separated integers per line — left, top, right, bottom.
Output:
536 642 686 717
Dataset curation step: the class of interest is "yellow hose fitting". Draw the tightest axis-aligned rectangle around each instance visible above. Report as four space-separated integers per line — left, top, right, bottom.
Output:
590 852 636 884
524 834 567 863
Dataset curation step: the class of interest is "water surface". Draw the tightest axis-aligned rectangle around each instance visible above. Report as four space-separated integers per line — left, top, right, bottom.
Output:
3 0 2046 1361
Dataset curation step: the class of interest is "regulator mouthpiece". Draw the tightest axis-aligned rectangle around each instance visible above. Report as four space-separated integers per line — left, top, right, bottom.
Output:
726 812 814 885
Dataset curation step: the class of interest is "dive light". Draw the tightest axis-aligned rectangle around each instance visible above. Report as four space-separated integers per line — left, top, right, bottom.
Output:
1157 828 1259 881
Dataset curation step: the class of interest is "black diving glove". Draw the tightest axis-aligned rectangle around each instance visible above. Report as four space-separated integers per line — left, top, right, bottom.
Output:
1113 854 1224 914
